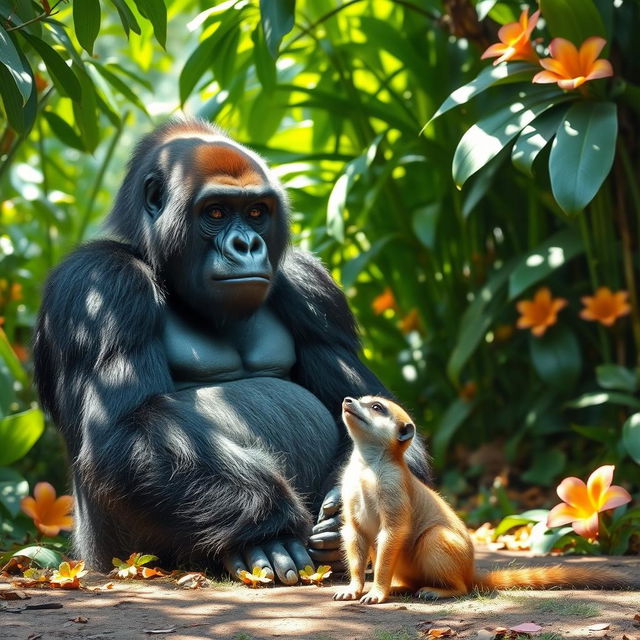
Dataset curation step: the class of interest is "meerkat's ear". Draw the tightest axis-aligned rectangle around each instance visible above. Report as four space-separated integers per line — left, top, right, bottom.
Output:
397 422 415 442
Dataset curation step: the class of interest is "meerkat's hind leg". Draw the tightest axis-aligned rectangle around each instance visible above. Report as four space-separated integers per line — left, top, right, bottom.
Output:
415 582 469 600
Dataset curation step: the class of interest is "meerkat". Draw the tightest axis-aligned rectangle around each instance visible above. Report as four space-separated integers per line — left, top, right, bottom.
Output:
334 395 625 605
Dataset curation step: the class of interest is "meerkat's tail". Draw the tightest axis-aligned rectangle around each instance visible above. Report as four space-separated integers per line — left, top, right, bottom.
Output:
473 566 626 591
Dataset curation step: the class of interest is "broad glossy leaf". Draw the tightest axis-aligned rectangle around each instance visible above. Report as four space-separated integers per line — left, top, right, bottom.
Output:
13 546 62 569
0 23 32 104
260 0 294 57
530 524 574 554
432 398 476 465
530 325 581 392
0 468 28 518
511 105 568 176
179 35 216 106
72 65 99 152
73 0 101 55
539 0 606 46
43 110 84 151
521 449 566 486
252 24 276 90
508 228 583 300
341 235 396 289
412 203 440 250
90 61 149 116
0 408 45 466
567 391 640 410
21 33 81 102
453 86 569 187
109 0 141 37
622 413 640 464
133 0 167 48
0 328 27 386
427 62 537 126
596 364 638 393
549 101 617 215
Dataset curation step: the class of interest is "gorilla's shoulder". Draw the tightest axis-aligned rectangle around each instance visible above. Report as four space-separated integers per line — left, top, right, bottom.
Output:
270 248 358 347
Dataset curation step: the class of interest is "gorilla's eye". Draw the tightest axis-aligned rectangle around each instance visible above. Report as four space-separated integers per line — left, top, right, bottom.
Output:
248 204 267 219
371 402 384 413
205 205 225 219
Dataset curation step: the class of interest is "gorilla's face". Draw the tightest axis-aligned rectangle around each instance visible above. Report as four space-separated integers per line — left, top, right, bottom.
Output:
141 135 289 324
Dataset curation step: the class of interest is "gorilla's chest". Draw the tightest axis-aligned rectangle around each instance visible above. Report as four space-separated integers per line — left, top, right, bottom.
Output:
162 306 296 387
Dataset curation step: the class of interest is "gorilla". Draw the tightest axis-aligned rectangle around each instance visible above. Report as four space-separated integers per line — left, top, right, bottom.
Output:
34 118 430 583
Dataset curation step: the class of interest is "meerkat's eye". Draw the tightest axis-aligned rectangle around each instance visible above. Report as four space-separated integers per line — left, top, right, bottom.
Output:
371 402 384 413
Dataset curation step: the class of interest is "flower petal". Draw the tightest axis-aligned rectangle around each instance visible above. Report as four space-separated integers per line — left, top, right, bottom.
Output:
547 502 582 528
498 23 523 45
586 465 614 508
532 70 562 84
524 10 540 37
579 36 606 70
33 482 56 509
20 496 39 519
549 38 580 77
585 59 613 81
50 495 74 521
558 76 586 90
37 522 61 537
599 485 632 511
572 512 599 539
481 43 508 59
556 476 590 512
538 57 570 76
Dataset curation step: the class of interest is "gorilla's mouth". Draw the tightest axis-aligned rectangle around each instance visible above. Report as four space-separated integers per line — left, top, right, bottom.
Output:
213 274 271 282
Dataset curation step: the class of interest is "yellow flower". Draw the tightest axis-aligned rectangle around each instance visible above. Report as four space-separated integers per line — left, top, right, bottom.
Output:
547 465 631 539
580 287 631 326
299 564 332 585
238 566 273 588
481 8 540 65
532 37 613 90
20 482 74 537
50 561 87 589
372 288 397 315
516 287 567 337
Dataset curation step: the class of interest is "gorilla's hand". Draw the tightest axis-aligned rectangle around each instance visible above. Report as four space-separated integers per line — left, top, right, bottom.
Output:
308 486 344 569
223 538 313 585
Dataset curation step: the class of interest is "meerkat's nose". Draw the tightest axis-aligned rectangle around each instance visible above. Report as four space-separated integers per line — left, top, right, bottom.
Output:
343 397 354 406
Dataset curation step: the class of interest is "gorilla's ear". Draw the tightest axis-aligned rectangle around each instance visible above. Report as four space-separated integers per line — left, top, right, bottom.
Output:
144 175 163 218
397 422 415 442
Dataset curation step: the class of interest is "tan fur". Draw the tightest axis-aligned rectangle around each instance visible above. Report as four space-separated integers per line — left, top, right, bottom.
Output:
334 396 625 605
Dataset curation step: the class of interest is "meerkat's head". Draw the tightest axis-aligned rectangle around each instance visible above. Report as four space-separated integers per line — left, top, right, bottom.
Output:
342 395 415 454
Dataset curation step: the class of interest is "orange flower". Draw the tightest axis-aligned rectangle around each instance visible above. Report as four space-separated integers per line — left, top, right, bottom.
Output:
532 37 613 90
547 465 631 539
372 288 397 315
580 287 631 326
481 8 540 65
399 308 420 334
516 287 567 337
20 482 74 537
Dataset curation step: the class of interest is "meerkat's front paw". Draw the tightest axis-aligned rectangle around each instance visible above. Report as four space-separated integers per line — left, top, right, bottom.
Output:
359 588 387 605
333 586 362 601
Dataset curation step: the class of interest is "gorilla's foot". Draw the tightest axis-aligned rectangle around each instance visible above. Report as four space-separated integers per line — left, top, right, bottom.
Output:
224 538 314 585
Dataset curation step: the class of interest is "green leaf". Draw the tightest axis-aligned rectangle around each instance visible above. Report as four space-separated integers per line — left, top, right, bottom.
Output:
530 523 574 554
529 324 581 392
0 23 32 104
341 235 396 289
453 86 569 187
539 0 606 46
432 398 476 465
567 391 640 410
135 554 159 566
252 24 276 91
511 105 569 176
13 546 63 569
179 35 217 105
108 0 142 37
21 33 81 102
0 409 45 466
596 364 638 392
72 65 99 153
494 512 546 538
622 413 640 465
43 109 84 151
89 61 149 116
447 260 513 383
0 468 28 518
133 0 167 49
508 228 583 300
412 203 440 250
426 62 538 126
549 101 618 215
73 0 101 55
0 328 27 387
521 449 566 486
260 0 295 58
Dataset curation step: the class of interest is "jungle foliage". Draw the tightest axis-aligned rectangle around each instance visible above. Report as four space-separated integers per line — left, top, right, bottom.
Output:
0 0 639 544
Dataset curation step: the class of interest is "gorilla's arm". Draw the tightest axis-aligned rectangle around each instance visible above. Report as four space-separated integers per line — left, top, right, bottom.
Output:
270 249 431 564
34 241 311 571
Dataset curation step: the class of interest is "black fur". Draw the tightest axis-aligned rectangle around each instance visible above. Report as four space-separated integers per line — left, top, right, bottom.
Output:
33 119 430 571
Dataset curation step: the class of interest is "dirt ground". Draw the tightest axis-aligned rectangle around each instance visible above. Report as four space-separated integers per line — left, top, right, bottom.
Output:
1 549 639 640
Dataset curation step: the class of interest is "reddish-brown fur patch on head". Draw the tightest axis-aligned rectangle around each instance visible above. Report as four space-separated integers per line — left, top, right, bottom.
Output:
194 144 265 187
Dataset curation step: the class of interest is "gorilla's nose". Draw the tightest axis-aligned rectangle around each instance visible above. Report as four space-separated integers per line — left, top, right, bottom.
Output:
225 230 266 261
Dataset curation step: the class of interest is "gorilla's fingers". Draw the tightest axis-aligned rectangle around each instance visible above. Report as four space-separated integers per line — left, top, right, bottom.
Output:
264 542 298 585
308 530 341 550
317 486 342 522
284 539 314 572
308 548 342 563
222 551 246 580
243 546 274 580
312 515 341 535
